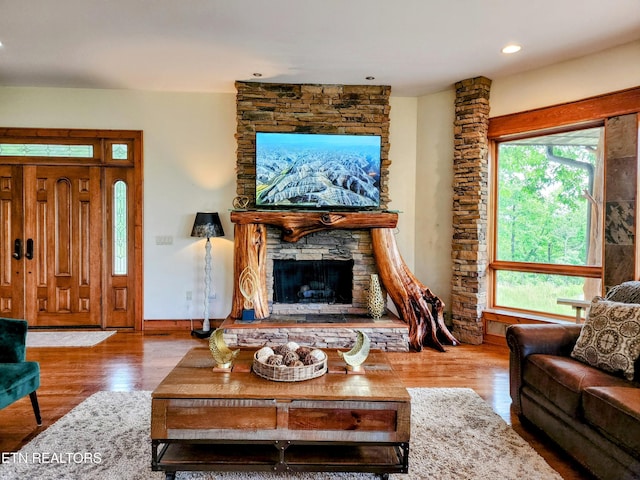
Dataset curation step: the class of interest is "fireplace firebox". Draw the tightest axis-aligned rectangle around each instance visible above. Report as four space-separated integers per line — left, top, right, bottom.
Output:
273 259 354 305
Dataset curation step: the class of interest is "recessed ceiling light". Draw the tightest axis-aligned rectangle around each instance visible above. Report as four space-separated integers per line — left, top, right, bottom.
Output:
365 76 375 81
252 72 263 78
501 44 522 54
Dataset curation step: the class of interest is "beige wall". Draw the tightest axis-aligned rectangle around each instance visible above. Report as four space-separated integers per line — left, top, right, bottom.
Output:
0 87 237 320
414 89 455 310
388 96 418 270
0 87 420 320
491 40 640 116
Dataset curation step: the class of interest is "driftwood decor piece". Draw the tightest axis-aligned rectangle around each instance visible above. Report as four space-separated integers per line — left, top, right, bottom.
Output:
371 228 459 352
230 223 269 320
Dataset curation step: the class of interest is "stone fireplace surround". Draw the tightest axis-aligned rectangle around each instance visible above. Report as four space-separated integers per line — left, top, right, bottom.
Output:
233 81 393 313
271 256 354 307
221 210 411 351
221 207 458 353
222 81 456 352
267 227 374 316
221 81 414 350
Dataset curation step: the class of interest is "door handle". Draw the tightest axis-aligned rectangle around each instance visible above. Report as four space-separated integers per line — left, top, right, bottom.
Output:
12 239 22 260
25 238 34 260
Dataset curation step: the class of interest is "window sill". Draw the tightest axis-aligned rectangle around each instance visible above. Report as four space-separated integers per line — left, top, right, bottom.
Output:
484 308 574 325
482 308 575 346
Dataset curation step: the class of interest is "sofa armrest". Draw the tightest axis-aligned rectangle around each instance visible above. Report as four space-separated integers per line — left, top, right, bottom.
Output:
506 323 583 358
0 318 28 363
506 323 583 414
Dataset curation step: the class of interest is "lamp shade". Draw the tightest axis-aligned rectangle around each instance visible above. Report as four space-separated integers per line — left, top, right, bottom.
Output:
191 212 225 238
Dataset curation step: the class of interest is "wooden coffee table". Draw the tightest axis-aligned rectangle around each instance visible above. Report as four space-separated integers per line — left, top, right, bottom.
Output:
151 347 410 479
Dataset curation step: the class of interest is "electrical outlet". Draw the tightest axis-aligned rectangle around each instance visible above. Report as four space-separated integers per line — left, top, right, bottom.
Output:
185 291 192 301
155 235 173 245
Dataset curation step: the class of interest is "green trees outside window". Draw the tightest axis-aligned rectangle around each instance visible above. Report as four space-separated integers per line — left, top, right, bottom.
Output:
494 127 603 316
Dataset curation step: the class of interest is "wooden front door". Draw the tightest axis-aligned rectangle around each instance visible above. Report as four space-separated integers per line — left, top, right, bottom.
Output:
0 166 102 326
0 165 24 319
0 129 142 329
26 166 102 326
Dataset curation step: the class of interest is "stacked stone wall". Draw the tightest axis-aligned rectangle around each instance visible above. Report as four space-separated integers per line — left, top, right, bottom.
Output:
235 82 391 208
235 82 391 313
450 77 492 344
223 326 409 352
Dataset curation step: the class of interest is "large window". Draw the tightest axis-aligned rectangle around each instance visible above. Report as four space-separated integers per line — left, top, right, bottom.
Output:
492 126 604 317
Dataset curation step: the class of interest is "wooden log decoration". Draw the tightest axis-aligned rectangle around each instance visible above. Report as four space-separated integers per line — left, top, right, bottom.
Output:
231 223 269 319
230 211 398 242
371 228 459 352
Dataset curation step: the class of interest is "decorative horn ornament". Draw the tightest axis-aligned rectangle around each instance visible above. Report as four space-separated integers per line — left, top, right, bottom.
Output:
338 330 371 372
208 328 240 370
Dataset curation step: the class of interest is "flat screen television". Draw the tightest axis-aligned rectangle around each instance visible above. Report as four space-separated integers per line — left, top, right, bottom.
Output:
255 132 382 209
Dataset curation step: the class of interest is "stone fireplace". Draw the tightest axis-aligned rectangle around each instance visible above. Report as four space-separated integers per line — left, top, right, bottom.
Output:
272 258 353 306
267 228 377 316
231 81 393 321
222 211 411 351
221 81 456 352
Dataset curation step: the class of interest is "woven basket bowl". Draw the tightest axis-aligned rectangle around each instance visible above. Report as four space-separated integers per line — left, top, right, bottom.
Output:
252 349 327 382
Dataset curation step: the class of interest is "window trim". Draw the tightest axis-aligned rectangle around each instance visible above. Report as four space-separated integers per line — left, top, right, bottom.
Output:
112 179 128 276
488 86 640 138
0 129 140 167
487 86 640 319
490 260 601 278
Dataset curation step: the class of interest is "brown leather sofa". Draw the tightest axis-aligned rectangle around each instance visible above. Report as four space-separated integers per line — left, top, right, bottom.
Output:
507 323 640 480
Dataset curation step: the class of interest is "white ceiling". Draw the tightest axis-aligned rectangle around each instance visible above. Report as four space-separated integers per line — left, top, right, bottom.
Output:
1 0 639 96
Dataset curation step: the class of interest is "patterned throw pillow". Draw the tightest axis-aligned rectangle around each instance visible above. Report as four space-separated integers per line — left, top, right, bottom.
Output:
571 297 640 381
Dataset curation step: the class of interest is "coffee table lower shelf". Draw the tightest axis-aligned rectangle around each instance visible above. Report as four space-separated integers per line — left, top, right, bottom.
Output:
152 440 409 480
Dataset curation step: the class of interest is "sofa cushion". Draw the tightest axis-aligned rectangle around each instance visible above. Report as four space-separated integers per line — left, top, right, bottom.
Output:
583 386 640 456
523 354 632 417
571 297 640 381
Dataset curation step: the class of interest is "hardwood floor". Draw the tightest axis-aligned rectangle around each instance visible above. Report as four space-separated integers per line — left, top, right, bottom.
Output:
0 331 594 479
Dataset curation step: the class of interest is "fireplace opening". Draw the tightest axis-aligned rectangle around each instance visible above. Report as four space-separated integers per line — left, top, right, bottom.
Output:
273 259 354 304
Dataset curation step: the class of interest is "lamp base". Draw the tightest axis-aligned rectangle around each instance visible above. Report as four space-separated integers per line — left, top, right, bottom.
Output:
191 329 213 339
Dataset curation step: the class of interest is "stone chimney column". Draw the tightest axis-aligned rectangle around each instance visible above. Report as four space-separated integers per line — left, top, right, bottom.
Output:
450 77 492 345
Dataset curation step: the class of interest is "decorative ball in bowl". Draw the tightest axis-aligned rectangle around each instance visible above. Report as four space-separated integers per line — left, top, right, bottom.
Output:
252 341 327 382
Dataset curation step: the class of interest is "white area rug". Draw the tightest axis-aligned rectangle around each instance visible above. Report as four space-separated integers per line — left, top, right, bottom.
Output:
26 330 116 347
0 389 562 480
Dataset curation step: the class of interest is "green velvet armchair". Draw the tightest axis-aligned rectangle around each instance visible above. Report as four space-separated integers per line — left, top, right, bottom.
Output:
0 318 41 425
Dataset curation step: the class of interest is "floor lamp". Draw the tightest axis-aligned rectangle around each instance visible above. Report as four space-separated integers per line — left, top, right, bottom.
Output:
190 212 225 338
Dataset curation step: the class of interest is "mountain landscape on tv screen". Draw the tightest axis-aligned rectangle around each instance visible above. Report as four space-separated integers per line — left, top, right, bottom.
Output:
256 133 381 208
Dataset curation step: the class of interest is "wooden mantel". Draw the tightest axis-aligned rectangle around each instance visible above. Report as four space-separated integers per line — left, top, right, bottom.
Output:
230 210 398 242
229 210 458 351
